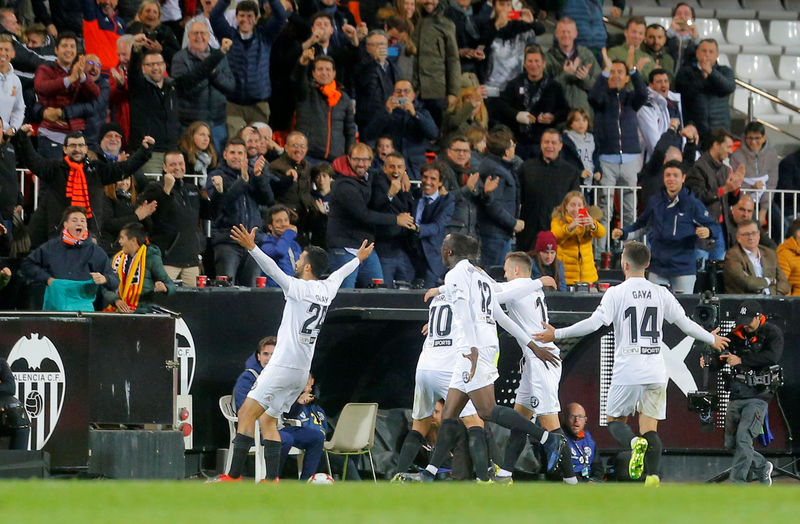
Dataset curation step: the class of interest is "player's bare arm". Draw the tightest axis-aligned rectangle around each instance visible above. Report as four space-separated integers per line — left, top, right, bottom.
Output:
527 341 560 368
535 323 556 343
710 327 730 350
463 347 479 382
355 239 375 262
423 287 440 302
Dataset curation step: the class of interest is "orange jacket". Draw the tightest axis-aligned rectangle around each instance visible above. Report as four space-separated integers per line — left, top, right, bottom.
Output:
777 236 800 296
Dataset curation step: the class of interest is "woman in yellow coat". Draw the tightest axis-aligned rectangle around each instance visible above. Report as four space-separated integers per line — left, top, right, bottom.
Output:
776 218 800 296
551 191 605 285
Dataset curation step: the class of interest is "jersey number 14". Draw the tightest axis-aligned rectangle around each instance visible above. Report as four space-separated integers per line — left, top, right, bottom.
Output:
623 306 660 345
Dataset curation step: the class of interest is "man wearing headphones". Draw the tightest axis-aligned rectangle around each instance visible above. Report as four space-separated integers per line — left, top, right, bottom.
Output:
701 300 783 485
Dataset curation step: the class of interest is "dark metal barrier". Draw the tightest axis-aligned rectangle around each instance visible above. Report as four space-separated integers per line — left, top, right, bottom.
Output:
157 289 798 455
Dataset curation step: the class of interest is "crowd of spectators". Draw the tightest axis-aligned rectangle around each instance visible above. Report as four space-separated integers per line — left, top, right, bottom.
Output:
0 0 799 308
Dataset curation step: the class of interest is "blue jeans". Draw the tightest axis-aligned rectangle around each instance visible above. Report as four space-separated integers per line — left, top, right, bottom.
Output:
328 248 384 288
213 243 261 286
379 250 415 288
479 235 511 269
648 272 696 294
279 426 325 480
695 223 726 268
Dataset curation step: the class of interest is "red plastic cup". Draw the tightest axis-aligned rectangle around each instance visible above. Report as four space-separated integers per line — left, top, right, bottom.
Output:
196 275 207 288
601 252 611 270
598 282 610 292
256 276 267 288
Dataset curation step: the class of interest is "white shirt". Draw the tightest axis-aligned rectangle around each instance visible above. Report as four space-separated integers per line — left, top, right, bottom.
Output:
441 259 533 350
248 247 360 370
0 66 24 130
554 277 714 385
417 293 461 372
743 246 770 295
496 278 560 357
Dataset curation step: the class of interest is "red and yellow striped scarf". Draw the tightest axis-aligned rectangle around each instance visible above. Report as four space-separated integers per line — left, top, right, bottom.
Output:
107 245 147 312
64 156 93 218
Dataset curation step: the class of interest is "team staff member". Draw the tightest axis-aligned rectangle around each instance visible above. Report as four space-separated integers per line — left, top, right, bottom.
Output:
562 402 604 482
701 300 783 485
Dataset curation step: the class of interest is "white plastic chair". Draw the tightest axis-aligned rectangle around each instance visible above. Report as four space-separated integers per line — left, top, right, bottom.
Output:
219 394 265 483
741 0 787 9
323 402 378 482
735 54 792 90
768 21 800 55
726 20 781 55
644 16 671 29
777 56 800 86
717 53 731 68
732 89 791 124
695 18 740 55
776 90 800 122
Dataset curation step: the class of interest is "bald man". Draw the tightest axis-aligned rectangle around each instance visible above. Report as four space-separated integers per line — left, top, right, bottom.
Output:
561 402 604 482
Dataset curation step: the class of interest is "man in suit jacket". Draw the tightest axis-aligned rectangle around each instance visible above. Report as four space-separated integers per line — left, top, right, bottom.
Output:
723 220 789 296
409 162 455 286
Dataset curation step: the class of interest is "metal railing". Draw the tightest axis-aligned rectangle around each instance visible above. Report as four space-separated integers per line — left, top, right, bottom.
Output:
735 79 800 143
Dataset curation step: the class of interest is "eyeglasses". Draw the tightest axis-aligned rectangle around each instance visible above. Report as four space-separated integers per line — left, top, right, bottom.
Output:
86 60 101 67
567 415 587 420
449 147 470 154
737 231 760 237
394 88 412 94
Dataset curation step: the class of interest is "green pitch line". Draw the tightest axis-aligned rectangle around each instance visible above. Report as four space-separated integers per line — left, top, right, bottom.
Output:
2 481 799 523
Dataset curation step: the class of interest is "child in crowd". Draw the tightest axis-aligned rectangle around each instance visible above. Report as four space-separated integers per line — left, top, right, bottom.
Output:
551 191 605 285
562 108 601 190
529 230 567 291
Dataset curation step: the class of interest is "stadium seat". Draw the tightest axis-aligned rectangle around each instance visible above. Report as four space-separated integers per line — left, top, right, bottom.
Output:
784 0 800 12
735 54 792 90
768 21 800 55
717 53 732 68
740 0 785 9
715 8 758 20
218 395 304 481
732 89 791 124
726 20 781 55
778 56 800 87
644 16 671 29
695 18 740 55
776 90 800 122
630 6 672 17
323 402 378 482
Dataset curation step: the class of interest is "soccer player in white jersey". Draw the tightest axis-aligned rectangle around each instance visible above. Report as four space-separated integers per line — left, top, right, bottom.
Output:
392 292 491 482
210 225 373 483
537 241 729 486
416 233 567 482
493 251 577 484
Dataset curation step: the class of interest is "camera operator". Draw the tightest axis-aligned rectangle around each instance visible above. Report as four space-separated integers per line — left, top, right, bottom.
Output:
700 300 783 485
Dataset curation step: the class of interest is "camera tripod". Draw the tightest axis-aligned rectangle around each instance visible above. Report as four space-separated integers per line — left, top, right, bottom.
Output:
706 392 800 483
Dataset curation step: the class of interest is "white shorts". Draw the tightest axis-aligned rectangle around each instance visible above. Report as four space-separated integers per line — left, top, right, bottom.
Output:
413 368 478 420
448 345 499 394
606 383 667 420
515 351 561 415
246 364 308 418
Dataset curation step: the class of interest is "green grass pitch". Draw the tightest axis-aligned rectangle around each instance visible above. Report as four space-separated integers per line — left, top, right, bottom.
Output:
2 480 799 523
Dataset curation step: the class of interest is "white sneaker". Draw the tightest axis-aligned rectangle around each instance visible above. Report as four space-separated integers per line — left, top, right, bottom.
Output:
760 461 774 486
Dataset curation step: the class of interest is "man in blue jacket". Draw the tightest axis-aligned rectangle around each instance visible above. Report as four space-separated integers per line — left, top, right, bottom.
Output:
210 0 287 138
408 163 454 286
260 204 302 287
590 50 649 250
612 160 716 293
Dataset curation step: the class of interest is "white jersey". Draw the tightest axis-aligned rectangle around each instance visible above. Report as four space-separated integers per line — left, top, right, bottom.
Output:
496 278 559 356
441 259 533 350
555 277 714 385
248 247 360 371
418 293 462 372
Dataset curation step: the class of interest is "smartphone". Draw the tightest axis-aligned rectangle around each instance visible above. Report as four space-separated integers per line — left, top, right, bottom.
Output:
577 207 589 219
508 10 521 20
394 97 408 106
387 46 399 57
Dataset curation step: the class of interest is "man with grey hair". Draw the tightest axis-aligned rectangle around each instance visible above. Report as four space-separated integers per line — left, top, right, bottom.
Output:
354 29 403 131
171 22 234 152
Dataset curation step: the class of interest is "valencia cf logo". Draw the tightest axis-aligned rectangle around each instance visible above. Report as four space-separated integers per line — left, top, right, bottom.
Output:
7 334 66 450
531 396 540 408
175 318 197 395
462 371 470 383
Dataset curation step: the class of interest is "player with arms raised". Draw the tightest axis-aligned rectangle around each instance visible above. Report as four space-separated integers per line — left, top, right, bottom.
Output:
493 252 577 484
210 225 373 482
537 241 728 486
416 233 566 482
